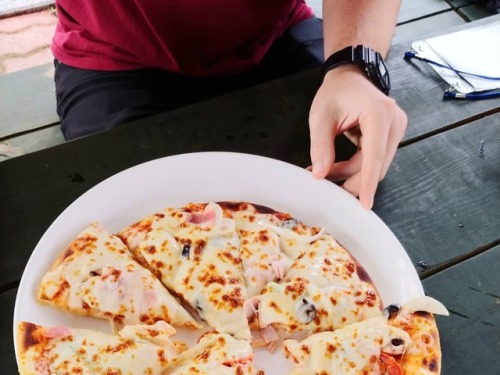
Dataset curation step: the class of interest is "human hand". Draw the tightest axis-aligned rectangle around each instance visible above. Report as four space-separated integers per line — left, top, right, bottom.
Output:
309 65 407 209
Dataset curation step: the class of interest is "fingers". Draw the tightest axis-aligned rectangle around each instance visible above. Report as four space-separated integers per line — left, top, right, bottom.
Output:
321 101 406 209
307 68 407 209
326 152 362 181
358 99 406 208
380 108 407 177
309 109 336 180
357 108 391 209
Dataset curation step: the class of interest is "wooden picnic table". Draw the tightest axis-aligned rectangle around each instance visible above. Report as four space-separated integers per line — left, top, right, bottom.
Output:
1 11 499 375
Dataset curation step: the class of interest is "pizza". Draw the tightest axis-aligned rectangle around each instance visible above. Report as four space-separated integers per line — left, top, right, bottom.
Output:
38 223 200 329
118 202 251 340
283 296 449 375
165 331 255 374
17 321 254 375
245 233 382 338
385 296 449 374
17 320 180 374
19 201 447 374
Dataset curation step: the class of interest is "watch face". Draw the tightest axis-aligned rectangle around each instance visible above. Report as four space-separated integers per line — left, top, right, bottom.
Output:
373 54 391 94
321 45 391 95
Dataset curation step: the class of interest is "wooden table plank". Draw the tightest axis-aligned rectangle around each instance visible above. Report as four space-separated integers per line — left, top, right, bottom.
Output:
306 0 452 22
388 45 500 141
0 63 58 139
398 0 452 24
1 29 498 285
446 0 470 8
458 4 497 21
388 14 500 141
393 11 465 45
422 246 500 375
0 124 64 162
374 113 500 272
0 69 324 287
0 288 17 375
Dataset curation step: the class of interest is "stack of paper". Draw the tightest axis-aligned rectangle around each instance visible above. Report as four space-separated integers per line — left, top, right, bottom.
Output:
411 20 500 94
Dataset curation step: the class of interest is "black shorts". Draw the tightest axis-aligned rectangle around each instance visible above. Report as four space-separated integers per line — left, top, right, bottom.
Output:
54 17 324 140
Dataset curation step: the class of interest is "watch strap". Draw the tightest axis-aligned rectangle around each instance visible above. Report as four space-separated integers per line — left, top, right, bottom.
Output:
321 45 390 95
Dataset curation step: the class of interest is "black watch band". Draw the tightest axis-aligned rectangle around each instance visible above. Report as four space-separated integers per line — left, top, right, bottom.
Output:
321 45 391 95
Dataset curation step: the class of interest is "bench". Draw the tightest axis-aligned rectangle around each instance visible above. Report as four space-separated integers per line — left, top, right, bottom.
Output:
0 62 63 161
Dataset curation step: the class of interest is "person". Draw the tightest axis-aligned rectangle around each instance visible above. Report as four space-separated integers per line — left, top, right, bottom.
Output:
52 0 407 210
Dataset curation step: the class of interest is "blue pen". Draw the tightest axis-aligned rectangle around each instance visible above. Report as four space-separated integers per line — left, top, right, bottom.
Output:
404 51 500 81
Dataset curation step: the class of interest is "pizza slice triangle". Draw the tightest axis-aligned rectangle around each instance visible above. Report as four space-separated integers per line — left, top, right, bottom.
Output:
218 202 323 299
119 202 251 340
17 320 181 375
385 296 449 374
283 315 412 374
165 331 255 374
246 233 383 337
38 223 200 329
283 296 448 375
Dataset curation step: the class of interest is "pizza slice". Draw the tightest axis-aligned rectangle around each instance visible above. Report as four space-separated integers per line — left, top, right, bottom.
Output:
246 233 382 339
118 201 323 299
38 223 200 329
121 202 251 340
219 202 313 298
284 296 449 375
165 331 255 374
17 320 181 375
385 296 449 374
283 315 412 375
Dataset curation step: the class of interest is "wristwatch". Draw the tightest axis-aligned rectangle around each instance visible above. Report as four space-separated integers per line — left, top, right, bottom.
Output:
321 45 391 95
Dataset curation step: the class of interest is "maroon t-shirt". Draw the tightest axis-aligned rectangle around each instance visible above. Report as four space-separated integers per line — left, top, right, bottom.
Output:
52 0 313 76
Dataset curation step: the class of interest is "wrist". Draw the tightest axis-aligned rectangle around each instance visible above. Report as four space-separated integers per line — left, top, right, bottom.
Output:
321 45 391 95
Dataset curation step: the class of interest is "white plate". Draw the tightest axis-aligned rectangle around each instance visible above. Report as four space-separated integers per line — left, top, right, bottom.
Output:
13 152 423 373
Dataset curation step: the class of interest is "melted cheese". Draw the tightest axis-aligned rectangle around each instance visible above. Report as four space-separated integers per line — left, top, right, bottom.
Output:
391 306 442 374
18 321 178 375
284 316 411 374
257 235 381 332
38 224 199 329
232 211 291 297
167 333 254 375
137 203 250 340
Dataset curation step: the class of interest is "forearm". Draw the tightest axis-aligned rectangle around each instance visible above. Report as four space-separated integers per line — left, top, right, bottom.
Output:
322 0 401 58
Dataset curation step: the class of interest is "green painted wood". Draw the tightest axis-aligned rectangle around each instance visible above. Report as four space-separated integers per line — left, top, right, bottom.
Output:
0 124 64 162
388 14 500 141
422 246 500 375
446 0 471 9
1 16 499 285
393 10 465 45
0 63 58 138
398 0 452 24
0 288 17 375
373 114 500 272
459 4 498 21
388 49 500 141
304 0 451 23
0 68 322 287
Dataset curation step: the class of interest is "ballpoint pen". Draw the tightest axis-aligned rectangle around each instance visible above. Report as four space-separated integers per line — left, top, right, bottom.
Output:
405 50 500 100
404 50 500 81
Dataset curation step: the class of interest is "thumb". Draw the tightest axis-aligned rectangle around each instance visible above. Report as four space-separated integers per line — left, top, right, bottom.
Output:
309 111 336 179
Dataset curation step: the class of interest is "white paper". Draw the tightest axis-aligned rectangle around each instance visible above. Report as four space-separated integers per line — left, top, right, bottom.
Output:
411 20 500 93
